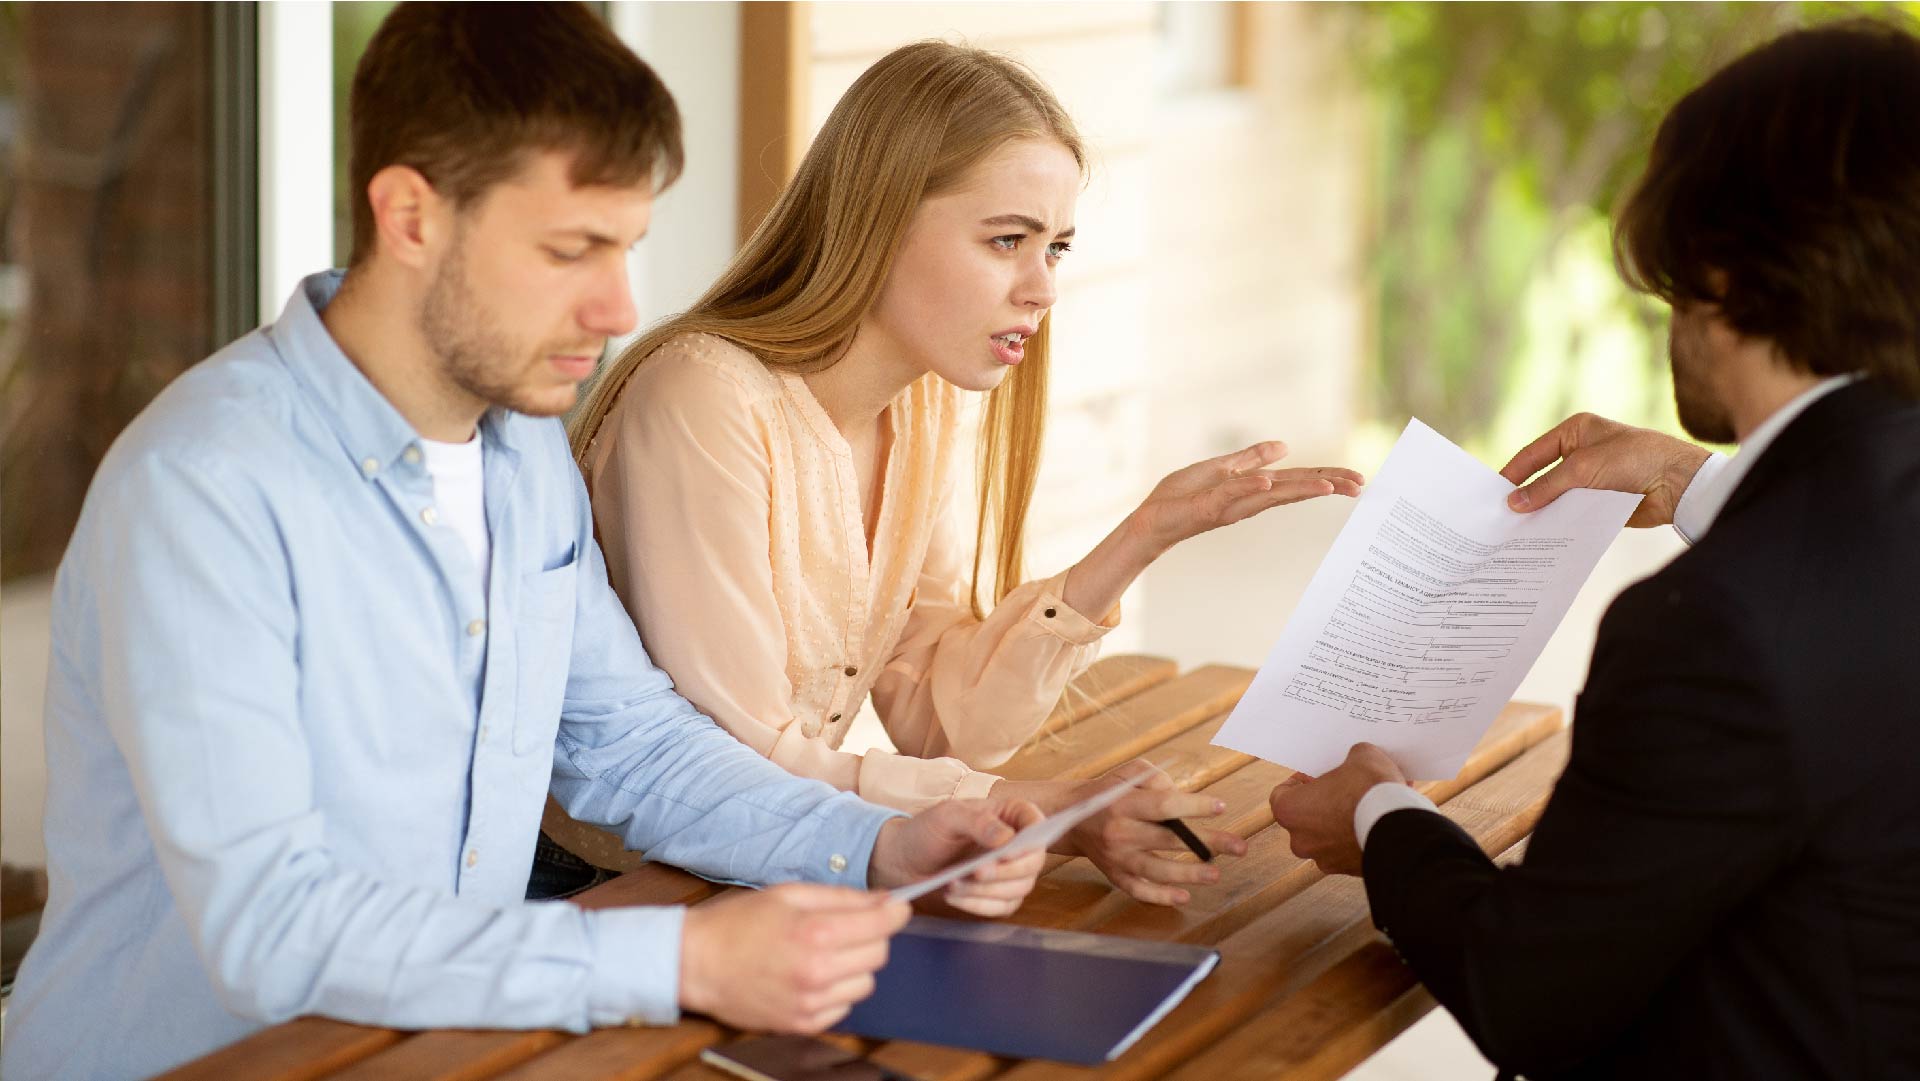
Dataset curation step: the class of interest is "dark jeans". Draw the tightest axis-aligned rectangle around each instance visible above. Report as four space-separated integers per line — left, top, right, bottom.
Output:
525 830 617 901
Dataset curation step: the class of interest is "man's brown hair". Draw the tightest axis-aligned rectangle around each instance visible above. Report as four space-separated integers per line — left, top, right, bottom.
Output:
1615 19 1920 399
346 2 683 265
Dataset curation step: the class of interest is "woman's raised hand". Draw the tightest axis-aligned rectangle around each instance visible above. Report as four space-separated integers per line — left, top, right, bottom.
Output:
1124 441 1363 557
1059 440 1362 621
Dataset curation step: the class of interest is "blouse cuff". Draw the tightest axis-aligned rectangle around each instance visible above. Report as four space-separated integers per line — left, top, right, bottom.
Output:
1023 570 1120 644
953 769 1001 802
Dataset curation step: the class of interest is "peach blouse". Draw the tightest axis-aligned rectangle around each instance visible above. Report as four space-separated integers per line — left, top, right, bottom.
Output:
581 333 1117 813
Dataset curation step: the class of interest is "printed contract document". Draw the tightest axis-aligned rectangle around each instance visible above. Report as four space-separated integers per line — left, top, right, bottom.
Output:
1213 419 1642 778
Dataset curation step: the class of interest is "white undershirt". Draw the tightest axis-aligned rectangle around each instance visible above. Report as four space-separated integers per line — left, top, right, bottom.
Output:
420 435 491 600
1354 375 1859 850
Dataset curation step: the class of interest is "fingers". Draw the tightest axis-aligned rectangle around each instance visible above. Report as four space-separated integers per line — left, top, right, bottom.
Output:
786 895 910 951
1247 466 1367 494
961 804 1019 850
1121 787 1226 822
1222 439 1288 474
944 871 1038 914
1106 813 1246 864
799 936 892 989
1108 869 1196 907
1348 742 1404 776
1217 480 1332 523
1216 467 1367 525
1505 458 1588 513
941 890 1026 918
963 846 1047 885
999 798 1046 831
1108 759 1174 791
791 970 878 1033
1499 414 1592 486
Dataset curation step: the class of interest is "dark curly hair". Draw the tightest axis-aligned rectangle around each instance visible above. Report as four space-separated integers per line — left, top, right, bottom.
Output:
1614 18 1920 399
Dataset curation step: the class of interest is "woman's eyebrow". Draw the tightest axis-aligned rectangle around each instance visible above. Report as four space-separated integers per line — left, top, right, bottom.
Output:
979 213 1075 239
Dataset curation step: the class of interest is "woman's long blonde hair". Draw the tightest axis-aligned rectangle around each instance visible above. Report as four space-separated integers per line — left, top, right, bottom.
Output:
569 40 1084 618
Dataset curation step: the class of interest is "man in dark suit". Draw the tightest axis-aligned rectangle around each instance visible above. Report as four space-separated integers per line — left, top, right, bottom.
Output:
1269 21 1920 1081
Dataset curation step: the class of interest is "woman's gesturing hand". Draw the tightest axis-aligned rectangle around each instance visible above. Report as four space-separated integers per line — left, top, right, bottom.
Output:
1060 441 1363 621
1125 441 1364 557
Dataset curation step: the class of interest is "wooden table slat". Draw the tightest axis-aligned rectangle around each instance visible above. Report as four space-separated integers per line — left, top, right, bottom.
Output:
155 1018 406 1081
1164 941 1432 1081
571 864 724 912
1035 655 1181 740
1131 712 1250 792
488 1023 724 1081
996 666 1254 783
864 1042 1012 1081
323 1031 567 1081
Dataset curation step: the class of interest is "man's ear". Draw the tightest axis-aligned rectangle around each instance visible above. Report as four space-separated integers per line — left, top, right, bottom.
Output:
364 164 445 271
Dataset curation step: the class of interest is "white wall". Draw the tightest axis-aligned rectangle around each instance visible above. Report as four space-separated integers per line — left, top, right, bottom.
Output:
610 1 741 339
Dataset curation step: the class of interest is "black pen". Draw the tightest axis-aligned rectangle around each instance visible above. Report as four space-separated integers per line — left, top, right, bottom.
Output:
1157 818 1214 861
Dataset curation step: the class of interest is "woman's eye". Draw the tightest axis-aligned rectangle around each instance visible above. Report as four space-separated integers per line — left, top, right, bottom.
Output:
547 248 586 264
1046 241 1072 259
990 235 1021 251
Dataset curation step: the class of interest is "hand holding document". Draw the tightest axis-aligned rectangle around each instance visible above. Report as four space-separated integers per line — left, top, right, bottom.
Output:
1213 419 1642 779
888 773 1147 903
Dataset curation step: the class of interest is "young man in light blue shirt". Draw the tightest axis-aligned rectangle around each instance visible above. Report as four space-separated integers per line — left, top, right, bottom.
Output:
2 6 1044 1077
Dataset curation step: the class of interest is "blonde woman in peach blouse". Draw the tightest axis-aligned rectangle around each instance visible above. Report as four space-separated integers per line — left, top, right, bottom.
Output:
551 42 1363 905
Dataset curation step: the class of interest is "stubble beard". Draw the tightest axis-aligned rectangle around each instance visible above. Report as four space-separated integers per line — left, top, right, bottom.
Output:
418 231 572 418
1669 311 1736 444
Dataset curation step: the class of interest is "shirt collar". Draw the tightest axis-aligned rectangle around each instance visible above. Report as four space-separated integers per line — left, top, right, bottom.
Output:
267 270 522 478
1685 373 1860 533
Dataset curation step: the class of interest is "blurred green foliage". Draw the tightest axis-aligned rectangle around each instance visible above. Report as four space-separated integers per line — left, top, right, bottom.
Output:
1330 1 1909 458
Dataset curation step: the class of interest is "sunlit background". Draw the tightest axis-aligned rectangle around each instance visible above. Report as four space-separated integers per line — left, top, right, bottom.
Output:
0 3 1895 1072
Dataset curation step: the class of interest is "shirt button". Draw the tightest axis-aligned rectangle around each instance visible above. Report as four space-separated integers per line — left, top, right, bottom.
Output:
360 457 379 477
465 849 479 869
1044 607 1057 618
403 446 422 465
467 619 486 637
828 854 848 874
421 506 439 526
829 713 842 723
843 665 858 677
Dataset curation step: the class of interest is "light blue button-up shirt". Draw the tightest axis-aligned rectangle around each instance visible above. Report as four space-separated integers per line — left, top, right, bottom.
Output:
2 272 899 1080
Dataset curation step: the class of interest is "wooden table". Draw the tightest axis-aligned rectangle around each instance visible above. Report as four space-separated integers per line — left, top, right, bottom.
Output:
163 655 1568 1081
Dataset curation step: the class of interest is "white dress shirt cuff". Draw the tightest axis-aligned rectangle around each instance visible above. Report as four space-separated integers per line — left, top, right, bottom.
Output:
1354 782 1440 849
1670 451 1729 545
585 904 687 1028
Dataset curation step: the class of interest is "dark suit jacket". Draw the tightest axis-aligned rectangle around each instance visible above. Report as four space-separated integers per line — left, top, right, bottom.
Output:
1363 380 1920 1080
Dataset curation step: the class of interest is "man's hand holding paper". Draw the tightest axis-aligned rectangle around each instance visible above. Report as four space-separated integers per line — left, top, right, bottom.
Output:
1214 419 1643 781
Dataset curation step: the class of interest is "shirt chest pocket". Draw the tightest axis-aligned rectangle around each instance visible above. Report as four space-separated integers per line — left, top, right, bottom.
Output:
513 556 578 755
